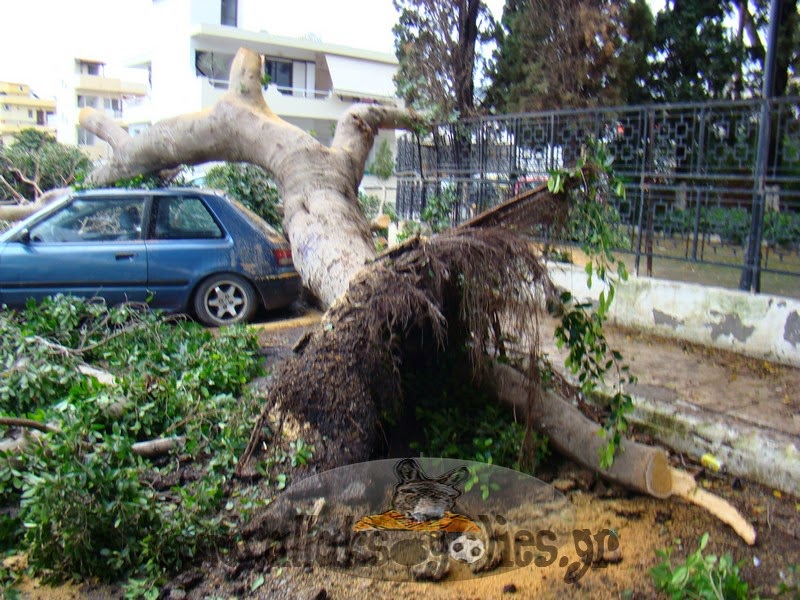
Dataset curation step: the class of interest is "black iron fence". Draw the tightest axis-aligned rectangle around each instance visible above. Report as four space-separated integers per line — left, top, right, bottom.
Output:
395 98 800 296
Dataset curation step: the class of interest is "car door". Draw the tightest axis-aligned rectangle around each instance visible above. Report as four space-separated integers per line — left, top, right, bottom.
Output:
0 195 149 308
144 195 234 310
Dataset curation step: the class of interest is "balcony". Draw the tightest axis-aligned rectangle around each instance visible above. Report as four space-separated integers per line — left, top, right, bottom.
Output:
198 78 378 121
74 75 147 97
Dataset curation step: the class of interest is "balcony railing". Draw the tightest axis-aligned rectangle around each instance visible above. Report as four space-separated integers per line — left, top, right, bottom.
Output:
204 78 332 100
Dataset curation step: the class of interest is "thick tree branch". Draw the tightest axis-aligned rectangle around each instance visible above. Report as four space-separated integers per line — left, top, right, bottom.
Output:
332 104 425 186
0 186 70 222
0 174 27 202
0 417 59 434
492 362 756 545
8 167 43 199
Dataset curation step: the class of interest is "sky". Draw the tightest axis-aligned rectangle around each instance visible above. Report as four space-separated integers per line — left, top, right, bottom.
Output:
0 0 659 99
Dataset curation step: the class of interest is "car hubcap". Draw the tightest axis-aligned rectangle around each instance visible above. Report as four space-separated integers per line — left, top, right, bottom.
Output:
207 283 246 321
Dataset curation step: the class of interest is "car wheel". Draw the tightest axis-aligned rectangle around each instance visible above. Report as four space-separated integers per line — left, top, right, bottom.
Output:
194 274 258 326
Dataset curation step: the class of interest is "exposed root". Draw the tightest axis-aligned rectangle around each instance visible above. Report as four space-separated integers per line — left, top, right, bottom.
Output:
237 227 556 476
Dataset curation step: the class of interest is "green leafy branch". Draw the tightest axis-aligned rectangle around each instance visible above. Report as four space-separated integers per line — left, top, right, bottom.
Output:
548 139 636 469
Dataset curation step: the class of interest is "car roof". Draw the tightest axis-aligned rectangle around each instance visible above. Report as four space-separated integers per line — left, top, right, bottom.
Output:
72 187 227 198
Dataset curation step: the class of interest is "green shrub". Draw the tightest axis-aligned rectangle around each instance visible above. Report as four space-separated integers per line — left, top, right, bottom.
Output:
702 206 750 246
358 191 397 222
650 533 750 599
0 296 264 588
204 162 282 228
764 211 800 250
0 130 91 200
421 183 458 233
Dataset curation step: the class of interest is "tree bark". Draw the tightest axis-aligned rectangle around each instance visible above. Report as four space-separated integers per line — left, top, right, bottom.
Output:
0 187 70 222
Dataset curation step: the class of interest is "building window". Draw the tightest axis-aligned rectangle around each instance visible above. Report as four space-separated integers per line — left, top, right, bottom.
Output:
77 61 103 76
264 58 292 92
78 95 100 109
77 128 97 146
28 110 33 118
221 0 237 26
103 98 122 115
36 110 45 125
195 51 235 83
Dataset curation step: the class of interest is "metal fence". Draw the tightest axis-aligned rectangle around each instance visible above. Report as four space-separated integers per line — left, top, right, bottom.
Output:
395 98 800 296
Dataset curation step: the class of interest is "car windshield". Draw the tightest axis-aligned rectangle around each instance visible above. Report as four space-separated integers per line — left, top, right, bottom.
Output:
0 193 72 242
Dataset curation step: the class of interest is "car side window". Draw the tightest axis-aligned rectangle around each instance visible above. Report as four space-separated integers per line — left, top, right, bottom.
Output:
152 197 224 240
28 197 146 243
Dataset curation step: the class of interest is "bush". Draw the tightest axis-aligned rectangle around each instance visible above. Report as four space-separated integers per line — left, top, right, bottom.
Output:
203 162 282 228
764 210 800 250
0 130 91 200
421 183 458 233
0 296 264 587
358 191 397 222
702 206 750 246
650 533 750 599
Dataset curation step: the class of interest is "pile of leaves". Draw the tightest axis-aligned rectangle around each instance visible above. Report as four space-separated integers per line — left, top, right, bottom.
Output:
0 296 269 597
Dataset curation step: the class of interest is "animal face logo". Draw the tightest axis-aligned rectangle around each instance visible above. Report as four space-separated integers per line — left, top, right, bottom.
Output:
354 458 478 533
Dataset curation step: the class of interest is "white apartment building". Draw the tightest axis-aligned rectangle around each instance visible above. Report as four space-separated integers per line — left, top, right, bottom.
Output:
0 82 56 146
57 59 148 160
124 0 401 169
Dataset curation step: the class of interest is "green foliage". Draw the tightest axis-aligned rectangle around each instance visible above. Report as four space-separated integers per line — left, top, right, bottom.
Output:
648 1 744 102
405 346 549 474
113 171 187 190
392 0 497 119
395 220 423 243
0 564 22 600
368 138 395 180
358 191 397 223
0 129 91 200
659 207 693 236
703 206 750 246
548 140 636 469
421 183 457 232
764 211 800 250
650 533 751 600
485 0 634 112
203 162 282 228
0 296 265 589
778 563 800 596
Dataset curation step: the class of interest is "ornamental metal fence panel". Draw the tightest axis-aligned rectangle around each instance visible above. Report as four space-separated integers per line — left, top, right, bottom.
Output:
394 98 800 296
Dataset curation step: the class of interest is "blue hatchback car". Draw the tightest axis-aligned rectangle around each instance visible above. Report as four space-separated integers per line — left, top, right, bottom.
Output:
0 188 302 326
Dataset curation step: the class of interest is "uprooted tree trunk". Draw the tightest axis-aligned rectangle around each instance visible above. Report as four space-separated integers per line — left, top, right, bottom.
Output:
80 47 755 544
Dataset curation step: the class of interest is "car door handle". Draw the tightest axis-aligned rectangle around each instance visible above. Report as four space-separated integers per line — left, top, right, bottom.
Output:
115 253 137 260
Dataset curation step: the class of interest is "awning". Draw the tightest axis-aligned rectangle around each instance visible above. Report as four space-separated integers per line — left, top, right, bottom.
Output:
325 54 397 102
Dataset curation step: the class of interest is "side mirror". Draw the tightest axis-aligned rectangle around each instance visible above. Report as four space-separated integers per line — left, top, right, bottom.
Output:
17 228 31 244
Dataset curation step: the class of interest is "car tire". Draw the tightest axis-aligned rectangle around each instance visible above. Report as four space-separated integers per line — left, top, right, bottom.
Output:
193 274 259 327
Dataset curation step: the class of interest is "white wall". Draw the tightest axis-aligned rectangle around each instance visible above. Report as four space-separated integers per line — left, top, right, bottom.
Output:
549 262 800 368
150 0 200 121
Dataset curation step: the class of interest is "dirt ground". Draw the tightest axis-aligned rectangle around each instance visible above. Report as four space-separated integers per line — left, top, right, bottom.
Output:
10 315 800 599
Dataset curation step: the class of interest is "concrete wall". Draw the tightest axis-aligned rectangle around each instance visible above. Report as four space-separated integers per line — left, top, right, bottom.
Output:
548 262 800 368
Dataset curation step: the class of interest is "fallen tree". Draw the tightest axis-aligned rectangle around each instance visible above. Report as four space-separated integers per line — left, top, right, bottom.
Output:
78 47 755 544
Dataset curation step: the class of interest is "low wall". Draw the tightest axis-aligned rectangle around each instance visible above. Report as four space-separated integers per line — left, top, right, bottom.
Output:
548 262 800 368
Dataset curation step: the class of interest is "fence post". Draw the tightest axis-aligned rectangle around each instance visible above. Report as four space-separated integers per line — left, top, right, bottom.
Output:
740 0 781 292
